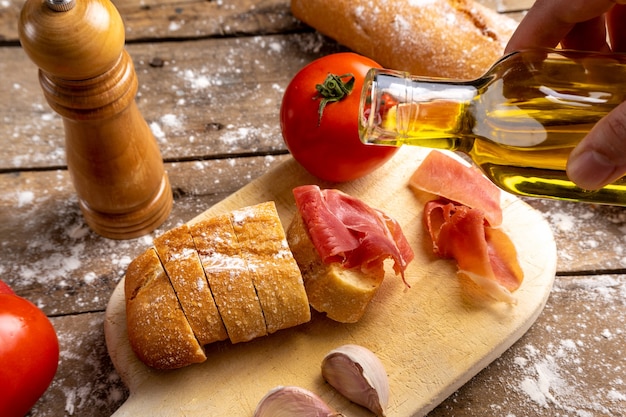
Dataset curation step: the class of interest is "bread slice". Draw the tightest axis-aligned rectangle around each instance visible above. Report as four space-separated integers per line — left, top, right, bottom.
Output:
153 223 228 346
189 214 267 344
286 213 384 323
124 248 206 369
230 202 311 334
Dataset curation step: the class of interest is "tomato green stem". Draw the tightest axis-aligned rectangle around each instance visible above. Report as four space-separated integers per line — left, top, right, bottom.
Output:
314 73 355 126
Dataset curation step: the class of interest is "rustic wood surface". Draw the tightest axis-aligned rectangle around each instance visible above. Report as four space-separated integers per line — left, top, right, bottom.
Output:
1 0 625 416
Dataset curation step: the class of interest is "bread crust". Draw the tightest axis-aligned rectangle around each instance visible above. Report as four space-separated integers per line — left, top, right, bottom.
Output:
124 248 206 369
291 0 517 79
153 223 228 346
287 213 384 323
190 214 268 344
230 202 311 334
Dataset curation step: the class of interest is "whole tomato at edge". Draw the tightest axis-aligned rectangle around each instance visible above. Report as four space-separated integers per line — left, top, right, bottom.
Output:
280 53 398 182
0 292 59 417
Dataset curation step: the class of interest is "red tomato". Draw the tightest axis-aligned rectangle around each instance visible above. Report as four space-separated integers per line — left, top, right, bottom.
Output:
280 53 398 182
0 281 14 295
0 292 59 417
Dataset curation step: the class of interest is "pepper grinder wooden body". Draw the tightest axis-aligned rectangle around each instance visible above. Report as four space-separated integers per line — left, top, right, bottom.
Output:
18 0 173 239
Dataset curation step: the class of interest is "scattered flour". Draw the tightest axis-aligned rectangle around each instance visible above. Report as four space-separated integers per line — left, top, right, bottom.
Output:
179 68 215 89
509 277 626 416
17 190 34 207
546 212 576 233
168 20 182 32
526 199 626 271
149 121 166 140
160 113 183 130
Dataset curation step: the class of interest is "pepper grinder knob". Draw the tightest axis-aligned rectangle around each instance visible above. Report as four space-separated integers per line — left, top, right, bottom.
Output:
18 0 173 239
46 0 76 12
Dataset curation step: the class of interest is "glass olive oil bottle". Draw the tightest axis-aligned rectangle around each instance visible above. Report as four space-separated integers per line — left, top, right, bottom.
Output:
359 49 626 205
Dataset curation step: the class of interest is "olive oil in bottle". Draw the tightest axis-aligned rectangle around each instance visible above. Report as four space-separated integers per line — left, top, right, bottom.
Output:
359 48 626 205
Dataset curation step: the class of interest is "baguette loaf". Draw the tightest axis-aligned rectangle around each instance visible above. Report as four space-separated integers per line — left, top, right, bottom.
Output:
287 213 385 323
125 201 312 369
291 0 518 79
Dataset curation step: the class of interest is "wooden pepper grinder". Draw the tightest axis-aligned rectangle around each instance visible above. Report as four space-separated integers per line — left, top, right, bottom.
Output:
18 0 173 239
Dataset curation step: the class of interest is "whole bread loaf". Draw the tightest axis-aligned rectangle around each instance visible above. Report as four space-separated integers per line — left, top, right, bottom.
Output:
291 0 518 79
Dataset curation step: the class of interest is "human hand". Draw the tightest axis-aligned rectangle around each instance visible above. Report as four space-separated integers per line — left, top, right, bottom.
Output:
505 0 626 190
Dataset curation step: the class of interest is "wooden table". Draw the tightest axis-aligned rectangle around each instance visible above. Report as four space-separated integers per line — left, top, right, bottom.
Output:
1 0 625 416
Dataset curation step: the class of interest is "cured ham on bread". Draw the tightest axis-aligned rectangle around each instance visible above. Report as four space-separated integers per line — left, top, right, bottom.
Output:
409 151 523 303
287 185 414 323
293 185 413 279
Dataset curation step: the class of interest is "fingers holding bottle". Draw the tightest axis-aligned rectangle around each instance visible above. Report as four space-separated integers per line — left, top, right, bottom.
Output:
504 0 619 54
505 0 626 191
566 101 626 190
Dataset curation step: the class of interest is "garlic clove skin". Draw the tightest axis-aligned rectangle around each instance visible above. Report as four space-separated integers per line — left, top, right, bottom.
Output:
321 344 390 416
253 385 343 417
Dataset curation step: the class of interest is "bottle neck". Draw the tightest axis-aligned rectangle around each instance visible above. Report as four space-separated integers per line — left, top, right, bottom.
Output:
359 68 481 151
359 49 626 152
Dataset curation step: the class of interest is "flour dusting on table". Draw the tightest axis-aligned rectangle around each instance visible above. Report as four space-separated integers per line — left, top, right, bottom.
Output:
433 273 626 416
525 199 626 270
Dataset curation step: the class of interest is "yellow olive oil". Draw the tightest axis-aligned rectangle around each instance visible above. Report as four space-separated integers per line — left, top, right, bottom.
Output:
360 49 626 205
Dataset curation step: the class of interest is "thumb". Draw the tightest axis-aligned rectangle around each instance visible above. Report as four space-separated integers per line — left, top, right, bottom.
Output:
566 102 626 190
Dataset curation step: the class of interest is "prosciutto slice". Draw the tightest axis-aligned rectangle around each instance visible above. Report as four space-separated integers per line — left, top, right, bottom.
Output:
292 185 414 283
409 150 502 226
424 199 523 303
410 151 523 303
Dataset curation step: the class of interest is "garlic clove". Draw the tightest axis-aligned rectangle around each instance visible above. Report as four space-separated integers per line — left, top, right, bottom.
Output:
321 344 390 416
253 385 343 417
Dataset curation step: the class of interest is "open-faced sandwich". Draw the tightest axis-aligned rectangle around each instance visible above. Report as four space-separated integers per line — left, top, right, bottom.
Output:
287 185 414 323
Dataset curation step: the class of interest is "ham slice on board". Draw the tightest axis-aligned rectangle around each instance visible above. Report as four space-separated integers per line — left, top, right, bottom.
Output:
409 150 522 302
424 199 523 303
409 149 502 226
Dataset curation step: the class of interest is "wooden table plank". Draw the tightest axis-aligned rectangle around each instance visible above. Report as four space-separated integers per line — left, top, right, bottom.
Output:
1 34 343 170
524 199 626 275
1 0 302 44
27 312 128 417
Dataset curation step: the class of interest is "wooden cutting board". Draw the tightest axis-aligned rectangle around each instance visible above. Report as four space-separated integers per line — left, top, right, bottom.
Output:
104 146 556 416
